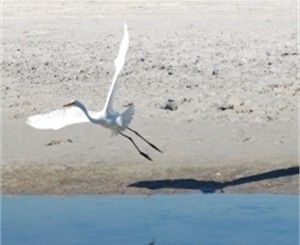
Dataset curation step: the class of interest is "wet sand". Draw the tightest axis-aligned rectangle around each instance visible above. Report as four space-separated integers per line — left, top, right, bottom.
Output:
2 0 298 195
2 163 299 195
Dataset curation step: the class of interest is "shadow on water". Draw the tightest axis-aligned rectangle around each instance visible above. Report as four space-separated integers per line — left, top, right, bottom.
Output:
128 166 299 193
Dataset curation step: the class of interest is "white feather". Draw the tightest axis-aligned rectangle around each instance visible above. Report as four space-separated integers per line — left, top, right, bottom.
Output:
104 23 129 113
26 107 99 130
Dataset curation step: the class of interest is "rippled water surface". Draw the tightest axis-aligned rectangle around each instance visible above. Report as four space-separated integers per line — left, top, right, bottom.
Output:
2 194 299 245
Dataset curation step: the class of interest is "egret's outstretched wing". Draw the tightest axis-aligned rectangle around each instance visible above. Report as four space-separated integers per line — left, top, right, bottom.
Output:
104 23 129 113
26 107 98 130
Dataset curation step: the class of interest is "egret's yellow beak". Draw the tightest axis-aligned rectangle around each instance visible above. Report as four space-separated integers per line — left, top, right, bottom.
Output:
63 101 76 107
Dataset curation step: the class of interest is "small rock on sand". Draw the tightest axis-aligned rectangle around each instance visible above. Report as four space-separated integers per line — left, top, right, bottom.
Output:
161 99 178 111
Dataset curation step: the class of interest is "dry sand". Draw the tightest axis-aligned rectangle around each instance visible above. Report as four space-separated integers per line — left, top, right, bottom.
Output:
2 0 299 195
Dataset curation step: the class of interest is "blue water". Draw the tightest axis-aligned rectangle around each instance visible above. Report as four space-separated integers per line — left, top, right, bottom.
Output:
2 194 299 245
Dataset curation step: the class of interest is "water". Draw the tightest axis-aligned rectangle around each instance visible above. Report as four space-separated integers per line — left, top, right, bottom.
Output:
2 194 299 245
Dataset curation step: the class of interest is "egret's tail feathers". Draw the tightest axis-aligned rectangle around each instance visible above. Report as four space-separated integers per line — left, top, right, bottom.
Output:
121 105 135 128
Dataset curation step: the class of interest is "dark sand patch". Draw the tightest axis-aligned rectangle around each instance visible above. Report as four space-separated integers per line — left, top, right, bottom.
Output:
2 163 298 195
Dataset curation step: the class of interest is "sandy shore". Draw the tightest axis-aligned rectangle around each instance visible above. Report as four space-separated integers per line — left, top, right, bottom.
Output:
2 0 299 195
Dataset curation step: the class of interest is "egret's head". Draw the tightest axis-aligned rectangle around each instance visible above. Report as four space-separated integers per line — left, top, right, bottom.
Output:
63 100 77 107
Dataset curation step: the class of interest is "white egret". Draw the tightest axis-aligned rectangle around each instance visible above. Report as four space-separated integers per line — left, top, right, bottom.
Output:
26 24 162 161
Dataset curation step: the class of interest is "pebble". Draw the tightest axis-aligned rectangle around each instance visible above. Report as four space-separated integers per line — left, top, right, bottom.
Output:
243 137 256 143
228 96 243 110
162 99 178 111
212 69 219 76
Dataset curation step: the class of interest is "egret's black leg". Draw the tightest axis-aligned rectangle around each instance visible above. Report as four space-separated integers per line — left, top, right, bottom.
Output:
126 127 162 153
120 132 152 161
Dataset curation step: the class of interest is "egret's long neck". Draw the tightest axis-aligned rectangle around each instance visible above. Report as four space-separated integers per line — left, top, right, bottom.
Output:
75 101 96 123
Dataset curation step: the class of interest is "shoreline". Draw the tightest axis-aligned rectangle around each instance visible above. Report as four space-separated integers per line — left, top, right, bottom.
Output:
2 163 299 195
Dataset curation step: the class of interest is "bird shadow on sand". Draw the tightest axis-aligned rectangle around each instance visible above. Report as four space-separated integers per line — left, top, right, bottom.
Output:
128 166 299 193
